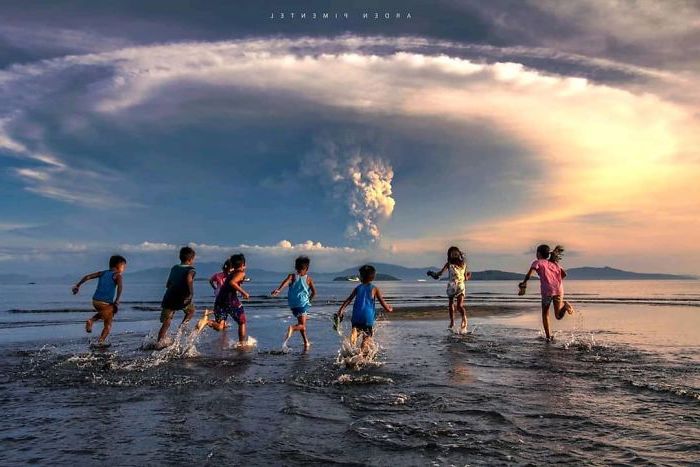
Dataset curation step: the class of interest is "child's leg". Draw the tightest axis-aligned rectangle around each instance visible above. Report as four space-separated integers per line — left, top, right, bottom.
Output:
158 309 175 342
360 334 373 354
208 309 228 331
86 313 99 333
208 319 227 331
98 306 115 343
180 304 195 326
238 323 247 343
541 299 552 339
448 297 455 328
292 315 308 346
456 294 467 330
350 326 359 346
86 301 104 333
553 296 565 320
552 296 575 320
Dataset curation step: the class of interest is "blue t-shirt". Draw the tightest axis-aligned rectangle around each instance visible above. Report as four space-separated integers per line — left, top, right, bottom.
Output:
92 270 117 303
287 274 311 309
352 283 376 326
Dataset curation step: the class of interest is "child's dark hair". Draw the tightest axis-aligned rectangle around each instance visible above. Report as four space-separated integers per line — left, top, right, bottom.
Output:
536 244 564 263
109 255 127 268
295 255 310 272
447 246 465 266
229 253 246 270
359 264 376 282
222 259 231 272
179 246 196 263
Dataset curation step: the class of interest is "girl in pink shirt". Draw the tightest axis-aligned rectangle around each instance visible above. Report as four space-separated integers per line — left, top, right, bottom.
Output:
209 259 232 298
519 245 574 341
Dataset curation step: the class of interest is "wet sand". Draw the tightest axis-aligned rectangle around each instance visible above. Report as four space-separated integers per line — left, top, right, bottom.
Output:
389 304 526 320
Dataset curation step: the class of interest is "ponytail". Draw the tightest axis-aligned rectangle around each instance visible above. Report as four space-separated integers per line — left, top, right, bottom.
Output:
549 245 564 263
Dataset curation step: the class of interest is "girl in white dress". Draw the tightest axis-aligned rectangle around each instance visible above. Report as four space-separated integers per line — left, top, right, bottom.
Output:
427 246 472 332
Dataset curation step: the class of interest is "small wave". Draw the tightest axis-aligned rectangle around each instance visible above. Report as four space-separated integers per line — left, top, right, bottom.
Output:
626 380 700 402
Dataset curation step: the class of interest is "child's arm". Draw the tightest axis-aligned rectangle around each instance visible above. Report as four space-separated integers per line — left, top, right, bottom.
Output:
187 270 195 300
208 274 218 290
428 263 449 280
519 267 537 287
230 272 250 299
374 287 393 312
307 276 317 302
337 288 357 318
465 270 472 281
561 268 567 279
114 273 123 306
72 271 101 294
271 274 293 296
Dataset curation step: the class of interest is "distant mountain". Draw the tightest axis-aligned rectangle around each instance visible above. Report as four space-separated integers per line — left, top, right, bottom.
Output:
566 266 696 280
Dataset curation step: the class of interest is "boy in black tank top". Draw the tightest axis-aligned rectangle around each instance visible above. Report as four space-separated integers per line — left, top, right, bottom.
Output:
157 247 197 345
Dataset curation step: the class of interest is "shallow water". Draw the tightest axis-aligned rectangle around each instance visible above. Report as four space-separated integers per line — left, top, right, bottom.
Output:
0 280 699 465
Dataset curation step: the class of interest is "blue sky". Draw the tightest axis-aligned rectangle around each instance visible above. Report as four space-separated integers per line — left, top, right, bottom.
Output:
1 1 699 275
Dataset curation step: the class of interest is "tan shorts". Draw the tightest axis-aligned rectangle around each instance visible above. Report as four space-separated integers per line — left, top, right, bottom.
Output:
160 303 195 323
92 300 117 317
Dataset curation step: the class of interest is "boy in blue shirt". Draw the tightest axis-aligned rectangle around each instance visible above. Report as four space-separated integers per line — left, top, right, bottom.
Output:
336 265 393 352
72 255 127 345
271 256 317 350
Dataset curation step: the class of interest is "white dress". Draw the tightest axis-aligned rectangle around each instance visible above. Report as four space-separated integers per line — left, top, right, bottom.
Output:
446 264 466 298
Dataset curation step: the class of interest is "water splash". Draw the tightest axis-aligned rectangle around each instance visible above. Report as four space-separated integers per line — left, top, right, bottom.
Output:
335 335 382 370
122 325 201 371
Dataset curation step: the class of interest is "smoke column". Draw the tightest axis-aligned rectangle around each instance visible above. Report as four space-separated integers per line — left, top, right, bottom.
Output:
305 140 395 242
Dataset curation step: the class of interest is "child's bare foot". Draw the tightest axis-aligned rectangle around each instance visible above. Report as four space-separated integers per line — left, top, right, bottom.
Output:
303 341 311 351
460 321 467 332
448 322 455 330
85 319 93 333
195 310 210 331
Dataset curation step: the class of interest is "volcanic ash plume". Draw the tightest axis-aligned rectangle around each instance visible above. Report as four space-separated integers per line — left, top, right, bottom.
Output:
307 141 395 242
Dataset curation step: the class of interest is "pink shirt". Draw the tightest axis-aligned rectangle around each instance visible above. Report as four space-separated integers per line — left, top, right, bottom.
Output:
531 259 564 297
210 272 227 295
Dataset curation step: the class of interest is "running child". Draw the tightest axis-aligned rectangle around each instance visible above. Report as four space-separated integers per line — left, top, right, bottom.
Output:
157 246 197 345
204 253 250 345
519 244 574 341
209 259 232 297
271 255 317 350
72 255 127 345
336 265 393 353
427 246 472 332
